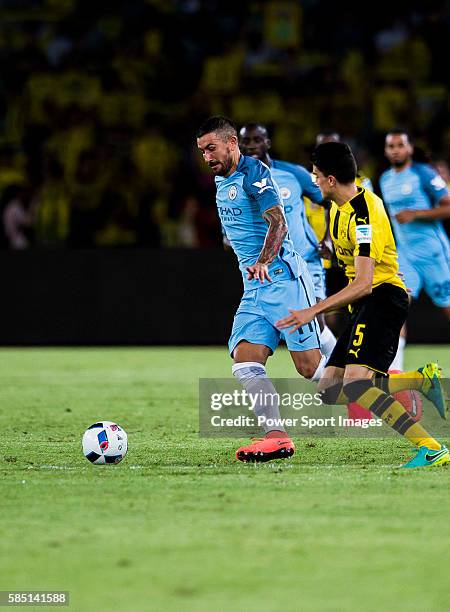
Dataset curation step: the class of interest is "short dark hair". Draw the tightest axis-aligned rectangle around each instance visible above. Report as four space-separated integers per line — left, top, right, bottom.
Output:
239 122 269 136
196 116 237 140
386 128 410 138
311 142 357 183
316 129 340 141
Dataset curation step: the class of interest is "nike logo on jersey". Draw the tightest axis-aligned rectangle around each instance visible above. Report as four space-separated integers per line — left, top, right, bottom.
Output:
252 178 274 194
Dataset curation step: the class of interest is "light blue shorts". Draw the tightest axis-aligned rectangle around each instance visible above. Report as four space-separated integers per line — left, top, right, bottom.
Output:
229 276 321 356
397 246 450 307
305 260 326 301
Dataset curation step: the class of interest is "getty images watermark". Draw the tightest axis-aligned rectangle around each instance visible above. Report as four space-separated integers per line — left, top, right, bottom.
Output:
199 378 450 438
209 388 383 430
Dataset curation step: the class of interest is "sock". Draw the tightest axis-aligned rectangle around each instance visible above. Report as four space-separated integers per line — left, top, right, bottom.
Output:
310 354 327 382
320 326 337 361
345 381 441 450
390 336 406 371
378 370 423 394
319 381 348 405
232 362 285 435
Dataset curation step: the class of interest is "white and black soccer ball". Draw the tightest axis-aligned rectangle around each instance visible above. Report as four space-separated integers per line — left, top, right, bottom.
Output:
82 421 128 465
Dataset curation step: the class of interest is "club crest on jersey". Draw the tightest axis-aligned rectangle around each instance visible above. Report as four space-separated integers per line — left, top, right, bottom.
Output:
401 183 413 195
228 185 237 200
280 187 291 199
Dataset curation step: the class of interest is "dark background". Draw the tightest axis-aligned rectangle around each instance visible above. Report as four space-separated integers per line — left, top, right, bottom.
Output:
0 249 446 344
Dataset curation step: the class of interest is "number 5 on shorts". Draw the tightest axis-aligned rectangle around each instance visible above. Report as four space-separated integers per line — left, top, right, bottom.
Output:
352 323 366 347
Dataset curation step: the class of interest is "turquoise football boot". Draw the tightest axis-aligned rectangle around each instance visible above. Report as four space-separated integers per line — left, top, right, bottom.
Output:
401 445 450 469
418 363 448 419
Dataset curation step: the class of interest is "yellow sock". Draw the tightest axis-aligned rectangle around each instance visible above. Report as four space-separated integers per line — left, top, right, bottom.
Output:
385 370 423 393
336 389 348 404
356 386 441 450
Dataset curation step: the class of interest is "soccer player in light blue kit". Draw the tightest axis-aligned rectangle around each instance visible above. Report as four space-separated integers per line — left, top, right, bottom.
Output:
380 130 450 364
238 123 337 360
197 116 326 463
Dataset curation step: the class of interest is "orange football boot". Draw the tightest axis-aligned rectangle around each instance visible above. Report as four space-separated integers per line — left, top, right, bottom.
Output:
236 435 295 462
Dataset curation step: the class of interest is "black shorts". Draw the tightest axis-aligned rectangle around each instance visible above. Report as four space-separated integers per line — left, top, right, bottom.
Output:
327 283 409 374
325 265 348 296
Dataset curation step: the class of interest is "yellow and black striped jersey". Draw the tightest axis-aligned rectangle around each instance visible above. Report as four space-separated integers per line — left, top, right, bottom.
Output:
304 174 373 269
329 187 405 291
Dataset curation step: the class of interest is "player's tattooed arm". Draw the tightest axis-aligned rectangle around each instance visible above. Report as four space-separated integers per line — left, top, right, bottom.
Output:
259 205 288 264
246 205 288 283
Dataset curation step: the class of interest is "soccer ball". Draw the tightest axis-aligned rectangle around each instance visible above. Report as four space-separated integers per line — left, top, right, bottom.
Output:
82 421 128 465
388 370 423 422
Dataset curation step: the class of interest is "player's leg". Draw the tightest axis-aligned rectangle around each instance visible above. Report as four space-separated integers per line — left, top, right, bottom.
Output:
342 286 448 466
341 364 448 467
390 324 407 371
385 251 449 416
390 251 420 370
289 348 324 380
233 341 271 365
229 295 295 462
273 272 326 379
316 327 354 406
379 362 448 419
316 286 448 466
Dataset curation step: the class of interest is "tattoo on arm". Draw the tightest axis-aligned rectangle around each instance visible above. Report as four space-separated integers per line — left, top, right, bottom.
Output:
257 205 288 265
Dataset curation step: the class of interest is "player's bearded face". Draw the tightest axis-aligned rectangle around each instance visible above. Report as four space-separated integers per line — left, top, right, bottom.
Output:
208 143 233 176
197 134 234 176
385 135 412 167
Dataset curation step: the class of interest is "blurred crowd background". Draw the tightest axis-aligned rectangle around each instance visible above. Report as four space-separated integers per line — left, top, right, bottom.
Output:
0 0 449 250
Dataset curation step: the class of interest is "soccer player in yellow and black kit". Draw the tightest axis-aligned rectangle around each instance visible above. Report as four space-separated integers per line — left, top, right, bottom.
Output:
277 141 449 468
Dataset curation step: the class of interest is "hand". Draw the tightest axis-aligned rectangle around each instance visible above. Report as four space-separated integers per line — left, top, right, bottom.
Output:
276 307 316 334
318 240 333 259
246 262 272 283
395 209 417 224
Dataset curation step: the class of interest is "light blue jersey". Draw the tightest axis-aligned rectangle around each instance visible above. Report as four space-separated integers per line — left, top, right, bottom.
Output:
272 159 326 299
216 155 301 291
269 163 325 299
215 155 320 355
379 162 450 306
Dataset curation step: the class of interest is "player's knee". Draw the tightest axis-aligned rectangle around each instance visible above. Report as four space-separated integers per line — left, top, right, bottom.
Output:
294 361 317 379
294 353 325 381
343 379 374 403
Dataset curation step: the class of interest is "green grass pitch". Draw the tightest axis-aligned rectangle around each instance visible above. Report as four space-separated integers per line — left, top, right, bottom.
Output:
1 346 449 612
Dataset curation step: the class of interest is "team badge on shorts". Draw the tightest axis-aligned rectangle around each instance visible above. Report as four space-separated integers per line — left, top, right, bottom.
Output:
228 185 237 200
280 187 291 199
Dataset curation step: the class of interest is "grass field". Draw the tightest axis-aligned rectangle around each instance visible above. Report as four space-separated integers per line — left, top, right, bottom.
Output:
1 345 449 612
